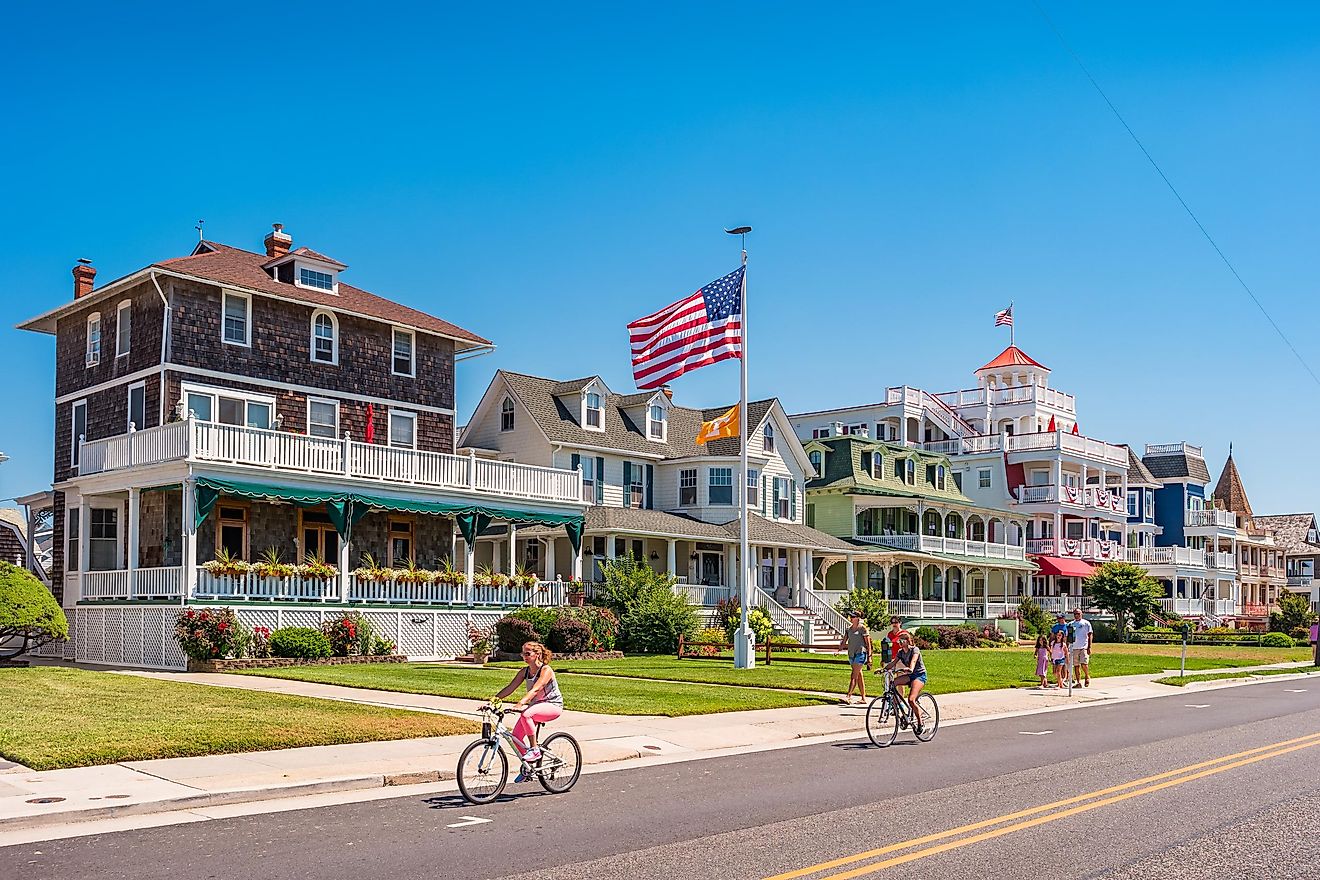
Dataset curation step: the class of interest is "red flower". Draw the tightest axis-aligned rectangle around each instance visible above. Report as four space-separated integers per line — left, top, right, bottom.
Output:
217 621 228 632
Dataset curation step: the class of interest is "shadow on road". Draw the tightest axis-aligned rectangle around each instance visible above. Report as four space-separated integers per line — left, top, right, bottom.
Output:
424 790 555 810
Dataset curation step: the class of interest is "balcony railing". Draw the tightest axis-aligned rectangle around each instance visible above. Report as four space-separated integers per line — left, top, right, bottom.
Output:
78 418 584 505
1026 538 1124 561
934 385 1077 414
79 567 183 600
1185 509 1236 529
853 533 1026 560
1126 546 1206 568
1206 551 1235 570
888 599 968 619
1005 432 1128 466
1016 485 1124 513
1287 575 1314 589
1160 597 1236 617
1145 442 1203 458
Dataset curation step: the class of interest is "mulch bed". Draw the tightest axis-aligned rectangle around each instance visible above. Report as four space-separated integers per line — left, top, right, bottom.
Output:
491 650 624 662
187 655 407 672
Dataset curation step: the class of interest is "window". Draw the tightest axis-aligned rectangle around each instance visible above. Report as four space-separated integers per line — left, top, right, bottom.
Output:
66 508 81 572
926 464 936 486
580 457 596 503
182 384 273 429
709 467 733 505
217 506 248 560
763 424 775 452
679 468 697 506
648 404 666 440
905 459 915 485
808 450 823 475
308 398 339 439
89 507 118 571
70 399 87 467
978 468 992 489
86 313 101 366
524 540 540 571
500 397 515 432
299 267 334 290
812 428 831 439
127 382 146 432
746 469 759 507
806 503 816 528
1145 490 1154 519
300 509 339 563
952 471 963 491
389 410 417 449
392 328 415 376
626 462 644 507
1127 491 1139 517
845 424 866 436
872 453 883 479
311 311 337 364
935 465 946 491
222 292 250 345
585 392 603 429
774 477 791 519
389 519 414 567
116 301 131 357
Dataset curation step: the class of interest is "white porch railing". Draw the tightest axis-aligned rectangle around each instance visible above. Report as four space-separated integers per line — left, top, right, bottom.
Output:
801 588 851 636
1035 595 1092 613
888 599 968 619
78 418 584 505
674 583 735 606
81 567 184 600
1027 538 1123 561
934 385 1077 414
82 570 130 599
195 570 339 602
1185 508 1237 529
854 533 1026 560
1206 552 1235 570
1287 575 1314 590
1005 432 1127 466
1126 546 1207 568
1160 597 1238 618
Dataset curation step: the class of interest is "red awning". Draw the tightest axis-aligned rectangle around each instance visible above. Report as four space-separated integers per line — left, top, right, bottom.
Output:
1033 556 1096 578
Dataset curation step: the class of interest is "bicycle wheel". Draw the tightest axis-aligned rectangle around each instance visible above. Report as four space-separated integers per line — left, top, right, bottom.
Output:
537 732 582 794
913 693 940 742
457 739 508 804
865 695 899 748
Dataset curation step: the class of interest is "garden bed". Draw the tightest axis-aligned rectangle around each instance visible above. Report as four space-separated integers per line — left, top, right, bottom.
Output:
188 654 407 672
491 650 624 662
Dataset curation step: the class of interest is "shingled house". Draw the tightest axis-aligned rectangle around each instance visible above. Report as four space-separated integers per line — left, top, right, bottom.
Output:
1252 513 1320 608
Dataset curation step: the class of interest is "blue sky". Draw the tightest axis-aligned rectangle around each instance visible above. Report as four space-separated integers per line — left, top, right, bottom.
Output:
2 2 1318 513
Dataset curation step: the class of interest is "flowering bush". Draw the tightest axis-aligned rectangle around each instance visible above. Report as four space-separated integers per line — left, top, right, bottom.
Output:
250 626 272 659
321 612 373 656
370 635 397 655
173 607 243 661
435 562 467 586
300 555 338 580
467 621 494 655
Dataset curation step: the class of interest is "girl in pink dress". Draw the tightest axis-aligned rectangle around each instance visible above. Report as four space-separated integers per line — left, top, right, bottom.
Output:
1034 634 1050 688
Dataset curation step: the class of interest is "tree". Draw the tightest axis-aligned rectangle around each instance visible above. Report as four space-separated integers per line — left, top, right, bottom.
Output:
595 554 676 619
1270 591 1317 634
831 584 889 632
1083 561 1163 642
0 562 68 660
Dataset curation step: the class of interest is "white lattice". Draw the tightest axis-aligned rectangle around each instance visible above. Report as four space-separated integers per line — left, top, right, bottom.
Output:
239 609 281 633
121 608 144 666
398 614 432 657
361 611 397 646
142 608 166 668
86 608 106 663
282 610 323 631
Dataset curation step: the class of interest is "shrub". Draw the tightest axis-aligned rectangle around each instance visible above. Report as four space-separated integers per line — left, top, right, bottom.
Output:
1290 626 1311 641
1260 632 1294 648
0 561 68 659
371 635 397 655
596 554 676 618
620 588 698 653
173 607 243 661
830 584 889 630
1091 621 1120 643
1296 637 1312 648
562 605 620 652
321 612 372 656
1270 591 1318 634
914 625 939 646
249 625 272 658
913 637 934 650
687 626 728 657
508 607 558 639
547 616 593 654
1016 596 1051 638
269 626 332 659
769 633 798 646
495 616 539 653
724 607 774 645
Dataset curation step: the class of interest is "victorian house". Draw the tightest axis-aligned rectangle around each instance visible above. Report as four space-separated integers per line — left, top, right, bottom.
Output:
1253 513 1320 608
1212 452 1286 629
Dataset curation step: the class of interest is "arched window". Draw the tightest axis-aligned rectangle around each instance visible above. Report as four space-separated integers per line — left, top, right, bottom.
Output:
936 465 946 491
808 450 823 475
500 397 515 432
85 312 102 366
311 311 337 364
763 423 775 453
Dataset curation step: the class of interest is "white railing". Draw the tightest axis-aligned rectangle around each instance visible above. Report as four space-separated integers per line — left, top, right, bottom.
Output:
1185 508 1236 529
853 533 1026 560
1020 486 1056 503
1004 431 1127 466
674 583 734 606
79 418 584 505
135 566 183 598
966 600 1018 619
1159 597 1238 618
920 440 965 455
1287 575 1314 589
935 385 1076 414
1035 595 1092 613
1206 551 1235 570
195 570 339 602
801 588 851 637
350 575 466 605
1126 546 1206 568
1027 538 1123 561
1145 442 1203 458
759 592 814 644
888 600 968 619
855 534 920 551
885 386 925 408
82 570 130 599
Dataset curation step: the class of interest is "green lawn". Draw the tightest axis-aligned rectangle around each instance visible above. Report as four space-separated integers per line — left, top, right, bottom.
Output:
236 663 835 716
0 667 477 771
1155 667 1320 687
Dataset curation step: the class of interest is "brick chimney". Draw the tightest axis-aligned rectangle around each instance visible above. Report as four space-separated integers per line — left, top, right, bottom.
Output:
264 223 292 258
72 259 96 298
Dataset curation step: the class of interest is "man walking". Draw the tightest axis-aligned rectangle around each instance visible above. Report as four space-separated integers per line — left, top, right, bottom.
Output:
1050 613 1069 643
1069 608 1093 687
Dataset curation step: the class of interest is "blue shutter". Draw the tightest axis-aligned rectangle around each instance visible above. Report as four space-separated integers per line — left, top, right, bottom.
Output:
645 464 654 509
623 462 633 508
790 479 797 521
596 457 605 505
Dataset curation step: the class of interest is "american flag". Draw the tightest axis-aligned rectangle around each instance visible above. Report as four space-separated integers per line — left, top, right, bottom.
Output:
629 266 744 390
994 306 1013 327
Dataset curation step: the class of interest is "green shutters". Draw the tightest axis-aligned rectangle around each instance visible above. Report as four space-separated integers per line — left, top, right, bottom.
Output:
623 461 633 508
772 478 781 518
645 464 654 509
596 457 605 505
790 479 797 521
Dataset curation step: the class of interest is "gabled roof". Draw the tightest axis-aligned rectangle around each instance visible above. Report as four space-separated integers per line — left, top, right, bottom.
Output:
805 435 972 505
1141 449 1211 483
977 345 1047 372
516 506 857 552
1125 446 1161 487
1212 454 1254 522
1252 514 1320 555
261 245 348 270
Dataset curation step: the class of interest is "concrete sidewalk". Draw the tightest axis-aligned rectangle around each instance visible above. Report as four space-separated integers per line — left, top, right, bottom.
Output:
3 661 1315 834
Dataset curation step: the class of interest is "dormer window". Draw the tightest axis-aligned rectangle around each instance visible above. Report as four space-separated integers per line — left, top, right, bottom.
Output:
585 392 603 430
936 465 946 491
500 397 515 432
300 267 334 291
763 424 775 453
905 459 915 486
648 404 666 441
809 450 823 475
311 310 338 364
872 453 883 479
85 313 101 366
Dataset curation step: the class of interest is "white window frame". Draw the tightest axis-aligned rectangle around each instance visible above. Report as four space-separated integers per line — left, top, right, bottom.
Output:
935 465 946 491
808 450 823 475
88 504 122 572
679 468 697 506
310 310 338 365
584 391 604 431
307 396 340 439
774 476 790 519
222 291 251 347
746 468 759 507
709 467 733 506
388 409 417 450
127 381 147 432
180 382 276 429
116 300 131 358
71 398 87 468
763 424 775 453
648 404 666 442
392 327 415 377
298 266 335 291
85 313 101 366
500 397 515 432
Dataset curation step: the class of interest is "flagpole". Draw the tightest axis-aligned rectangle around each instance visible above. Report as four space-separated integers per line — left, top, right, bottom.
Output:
727 226 754 669
1009 300 1015 348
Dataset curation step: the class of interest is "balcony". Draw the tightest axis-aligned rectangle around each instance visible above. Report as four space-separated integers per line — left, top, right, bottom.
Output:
934 385 1077 414
853 533 1027 560
1144 442 1203 458
1206 551 1235 571
1287 575 1314 590
1005 432 1128 467
1026 538 1124 562
78 419 583 505
1016 485 1125 514
1160 597 1236 617
1127 546 1206 568
1185 509 1236 530
887 599 969 619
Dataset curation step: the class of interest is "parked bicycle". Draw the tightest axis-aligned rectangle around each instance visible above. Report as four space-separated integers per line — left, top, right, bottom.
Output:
865 670 939 747
456 700 582 804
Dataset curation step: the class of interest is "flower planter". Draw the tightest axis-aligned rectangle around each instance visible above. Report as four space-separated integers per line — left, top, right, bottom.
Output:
567 592 586 608
472 651 490 666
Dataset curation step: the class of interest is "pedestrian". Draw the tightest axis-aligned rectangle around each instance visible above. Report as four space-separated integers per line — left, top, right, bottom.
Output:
837 611 873 706
1050 613 1069 643
1069 608 1094 687
1034 633 1050 688
1050 629 1068 689
883 616 911 665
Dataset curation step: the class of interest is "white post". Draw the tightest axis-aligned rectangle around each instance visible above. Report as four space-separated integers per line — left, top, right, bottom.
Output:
342 431 352 477
464 535 475 603
338 529 351 602
573 537 583 582
667 538 677 579
605 534 616 562
733 247 754 670
546 537 557 582
845 555 856 591
181 480 197 600
78 499 92 602
127 488 140 599
507 523 517 575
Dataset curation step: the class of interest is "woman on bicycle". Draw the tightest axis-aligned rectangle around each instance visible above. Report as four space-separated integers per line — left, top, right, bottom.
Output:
887 632 928 730
494 641 563 765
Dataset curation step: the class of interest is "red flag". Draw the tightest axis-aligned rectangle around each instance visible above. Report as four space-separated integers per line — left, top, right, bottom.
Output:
365 404 375 444
1071 422 1080 435
1046 415 1056 432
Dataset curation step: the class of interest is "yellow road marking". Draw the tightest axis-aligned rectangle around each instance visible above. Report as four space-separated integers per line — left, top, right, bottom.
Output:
764 731 1320 880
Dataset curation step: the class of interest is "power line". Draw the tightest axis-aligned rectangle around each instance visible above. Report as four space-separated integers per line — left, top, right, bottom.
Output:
1030 0 1320 388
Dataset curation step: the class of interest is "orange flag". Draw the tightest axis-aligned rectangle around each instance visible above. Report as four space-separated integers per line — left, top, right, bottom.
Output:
696 405 739 445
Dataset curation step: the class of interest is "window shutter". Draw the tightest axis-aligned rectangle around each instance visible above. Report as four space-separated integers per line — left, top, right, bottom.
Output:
790 480 797 521
596 457 605 504
623 462 633 508
645 464 654 509
761 475 768 516
773 478 781 518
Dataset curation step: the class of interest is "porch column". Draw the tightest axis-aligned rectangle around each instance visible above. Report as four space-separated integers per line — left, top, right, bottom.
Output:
338 530 351 602
845 555 856 591
507 523 517 575
127 488 140 599
546 537 557 581
605 534 616 562
181 481 197 599
572 538 582 582
666 539 677 578
464 537 475 601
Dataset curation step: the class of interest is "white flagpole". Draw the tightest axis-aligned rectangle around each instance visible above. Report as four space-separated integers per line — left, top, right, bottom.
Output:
727 226 754 669
1010 300 1015 348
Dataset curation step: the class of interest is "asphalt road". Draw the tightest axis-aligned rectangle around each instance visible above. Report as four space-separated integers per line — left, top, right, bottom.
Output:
6 680 1320 880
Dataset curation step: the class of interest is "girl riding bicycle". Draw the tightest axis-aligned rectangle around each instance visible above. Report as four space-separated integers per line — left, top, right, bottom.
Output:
494 641 563 769
885 632 927 728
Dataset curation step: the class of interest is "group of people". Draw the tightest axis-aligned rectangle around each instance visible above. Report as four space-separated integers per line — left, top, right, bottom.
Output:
1034 608 1094 689
839 613 926 716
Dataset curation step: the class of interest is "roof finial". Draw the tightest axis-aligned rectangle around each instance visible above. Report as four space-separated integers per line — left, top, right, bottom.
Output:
1228 441 1233 457
195 219 204 241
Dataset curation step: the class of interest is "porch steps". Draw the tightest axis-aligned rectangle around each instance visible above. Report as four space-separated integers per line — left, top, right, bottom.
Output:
781 606 843 646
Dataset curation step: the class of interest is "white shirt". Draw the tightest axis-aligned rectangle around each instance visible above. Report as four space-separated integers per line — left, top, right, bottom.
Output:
1070 618 1093 649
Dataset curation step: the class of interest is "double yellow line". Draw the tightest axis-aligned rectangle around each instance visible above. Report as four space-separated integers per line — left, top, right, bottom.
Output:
765 731 1320 880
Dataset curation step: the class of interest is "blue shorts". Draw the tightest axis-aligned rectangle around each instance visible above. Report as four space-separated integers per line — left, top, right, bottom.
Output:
851 653 869 666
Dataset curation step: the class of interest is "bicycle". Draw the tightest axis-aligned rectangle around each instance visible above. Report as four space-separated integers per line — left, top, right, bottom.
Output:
456 700 582 804
865 669 939 747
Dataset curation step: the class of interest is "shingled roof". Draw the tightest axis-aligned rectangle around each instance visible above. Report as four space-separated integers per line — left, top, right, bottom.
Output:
498 371 776 459
1252 514 1320 555
1142 449 1211 483
1125 446 1160 486
1212 454 1254 523
515 506 856 552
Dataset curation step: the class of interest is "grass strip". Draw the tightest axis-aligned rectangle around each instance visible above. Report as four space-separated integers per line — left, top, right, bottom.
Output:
1154 667 1319 687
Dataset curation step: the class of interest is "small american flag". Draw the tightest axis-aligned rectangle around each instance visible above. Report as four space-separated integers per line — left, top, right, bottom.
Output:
994 306 1013 327
629 266 744 390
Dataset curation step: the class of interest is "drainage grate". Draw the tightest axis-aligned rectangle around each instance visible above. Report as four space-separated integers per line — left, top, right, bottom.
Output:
26 797 66 804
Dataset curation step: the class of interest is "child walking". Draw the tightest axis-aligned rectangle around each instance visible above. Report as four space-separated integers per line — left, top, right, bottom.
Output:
1034 634 1050 688
1050 630 1068 689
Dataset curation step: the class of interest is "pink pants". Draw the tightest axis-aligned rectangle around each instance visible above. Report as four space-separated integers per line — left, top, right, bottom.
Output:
513 702 562 749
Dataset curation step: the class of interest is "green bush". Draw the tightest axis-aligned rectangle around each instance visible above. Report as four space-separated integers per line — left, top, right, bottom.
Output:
495 617 539 653
173 607 242 661
547 616 593 654
268 626 332 659
508 607 558 639
1296 637 1312 648
914 626 939 645
562 605 620 651
0 561 68 659
620 587 698 653
1016 596 1051 638
1091 621 1121 643
596 554 676 618
769 633 798 646
723 607 774 645
831 584 889 630
320 612 372 656
1260 631 1294 648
